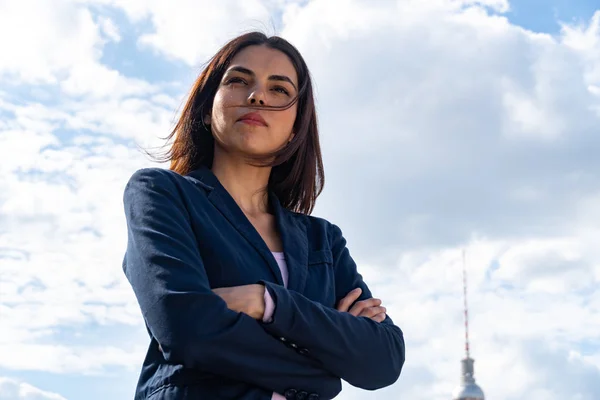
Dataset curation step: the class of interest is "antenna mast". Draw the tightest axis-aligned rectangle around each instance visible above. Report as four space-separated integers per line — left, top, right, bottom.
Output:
462 249 470 359
452 249 485 399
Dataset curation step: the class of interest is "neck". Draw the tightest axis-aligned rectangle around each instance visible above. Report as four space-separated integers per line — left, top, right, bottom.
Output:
211 149 272 216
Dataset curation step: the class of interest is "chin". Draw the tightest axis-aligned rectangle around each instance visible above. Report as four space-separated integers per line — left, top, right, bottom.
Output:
239 146 278 159
236 136 281 157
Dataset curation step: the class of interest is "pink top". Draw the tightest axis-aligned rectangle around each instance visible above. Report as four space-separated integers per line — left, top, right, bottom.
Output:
264 252 288 400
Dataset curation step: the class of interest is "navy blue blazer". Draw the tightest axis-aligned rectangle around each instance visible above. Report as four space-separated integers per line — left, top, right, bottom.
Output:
122 166 405 400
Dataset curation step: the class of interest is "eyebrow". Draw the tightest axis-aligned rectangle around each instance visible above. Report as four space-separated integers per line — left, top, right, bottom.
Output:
226 66 297 91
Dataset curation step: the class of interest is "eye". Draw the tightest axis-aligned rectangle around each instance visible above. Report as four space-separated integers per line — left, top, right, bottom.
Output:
225 77 247 85
273 86 290 96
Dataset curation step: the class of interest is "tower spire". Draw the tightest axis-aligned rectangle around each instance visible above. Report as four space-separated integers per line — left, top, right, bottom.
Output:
462 249 470 360
452 249 485 400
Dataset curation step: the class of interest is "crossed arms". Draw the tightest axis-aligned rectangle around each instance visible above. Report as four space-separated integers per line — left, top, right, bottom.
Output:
123 169 405 399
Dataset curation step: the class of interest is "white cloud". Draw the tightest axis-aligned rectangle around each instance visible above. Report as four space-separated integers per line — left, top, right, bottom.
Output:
0 0 100 84
277 0 600 259
0 378 66 400
0 109 161 375
0 343 145 375
0 0 164 100
60 62 157 98
561 11 600 85
98 16 121 42
83 0 287 65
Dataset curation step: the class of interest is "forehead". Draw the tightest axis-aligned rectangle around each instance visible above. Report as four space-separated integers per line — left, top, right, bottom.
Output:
229 45 298 85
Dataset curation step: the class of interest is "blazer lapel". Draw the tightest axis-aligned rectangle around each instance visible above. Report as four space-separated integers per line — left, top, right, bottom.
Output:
270 192 309 293
187 167 285 286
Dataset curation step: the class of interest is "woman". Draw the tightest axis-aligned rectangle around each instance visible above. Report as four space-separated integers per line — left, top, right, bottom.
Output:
122 32 405 400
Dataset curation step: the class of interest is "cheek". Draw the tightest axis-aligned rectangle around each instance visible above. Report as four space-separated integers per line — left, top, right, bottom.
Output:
211 90 227 115
283 105 298 131
269 108 297 145
211 91 233 128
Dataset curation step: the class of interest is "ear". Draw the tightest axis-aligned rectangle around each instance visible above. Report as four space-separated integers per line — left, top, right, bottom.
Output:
288 132 295 143
203 113 211 125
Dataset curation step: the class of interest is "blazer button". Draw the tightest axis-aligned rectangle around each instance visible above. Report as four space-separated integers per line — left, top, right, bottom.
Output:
279 336 287 342
296 390 308 400
289 342 298 349
307 394 319 400
298 348 310 356
284 388 297 399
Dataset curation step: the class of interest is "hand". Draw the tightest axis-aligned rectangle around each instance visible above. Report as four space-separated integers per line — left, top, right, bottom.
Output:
336 288 387 323
213 284 266 320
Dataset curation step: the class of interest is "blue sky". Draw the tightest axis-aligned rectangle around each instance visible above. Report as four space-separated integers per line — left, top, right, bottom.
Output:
507 0 599 33
1 1 600 399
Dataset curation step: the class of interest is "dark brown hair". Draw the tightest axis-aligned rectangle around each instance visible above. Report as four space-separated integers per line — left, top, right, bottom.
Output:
153 31 324 215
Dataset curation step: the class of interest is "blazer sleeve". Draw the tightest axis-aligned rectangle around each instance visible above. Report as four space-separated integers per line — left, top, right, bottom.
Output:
122 168 341 400
259 223 405 390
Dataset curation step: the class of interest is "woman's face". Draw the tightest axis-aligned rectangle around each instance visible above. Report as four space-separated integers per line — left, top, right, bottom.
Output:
208 45 299 158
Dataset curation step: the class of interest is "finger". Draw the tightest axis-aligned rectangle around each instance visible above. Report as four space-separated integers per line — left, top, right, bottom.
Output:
371 312 387 323
348 298 381 316
358 306 386 319
348 298 382 316
336 288 362 312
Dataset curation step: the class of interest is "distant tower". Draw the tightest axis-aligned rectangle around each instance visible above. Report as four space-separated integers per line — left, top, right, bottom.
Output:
452 250 485 400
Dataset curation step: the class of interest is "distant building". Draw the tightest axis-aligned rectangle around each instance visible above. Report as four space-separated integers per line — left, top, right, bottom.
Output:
452 357 484 400
453 250 485 400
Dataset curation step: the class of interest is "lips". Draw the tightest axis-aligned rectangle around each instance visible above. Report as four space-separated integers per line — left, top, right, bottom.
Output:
238 112 267 126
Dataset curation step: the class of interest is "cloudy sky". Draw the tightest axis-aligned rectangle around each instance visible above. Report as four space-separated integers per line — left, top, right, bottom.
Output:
1 0 600 399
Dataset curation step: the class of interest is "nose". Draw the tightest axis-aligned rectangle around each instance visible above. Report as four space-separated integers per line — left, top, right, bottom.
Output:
249 97 265 105
247 85 266 106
